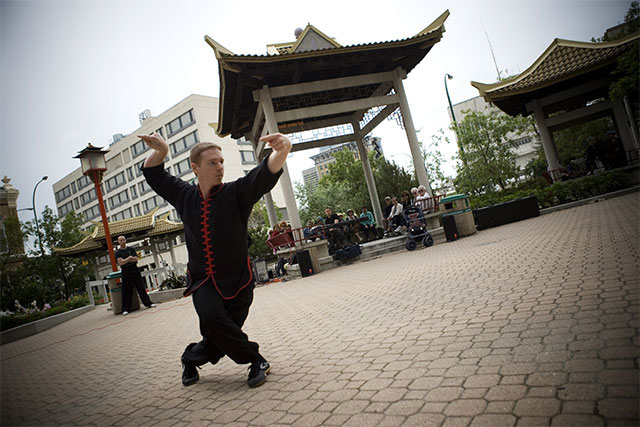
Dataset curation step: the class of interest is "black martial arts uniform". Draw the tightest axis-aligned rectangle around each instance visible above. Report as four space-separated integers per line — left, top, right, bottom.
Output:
143 157 282 367
114 245 154 311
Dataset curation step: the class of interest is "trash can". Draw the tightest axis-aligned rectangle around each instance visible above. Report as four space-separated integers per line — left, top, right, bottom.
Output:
107 270 140 315
439 194 476 239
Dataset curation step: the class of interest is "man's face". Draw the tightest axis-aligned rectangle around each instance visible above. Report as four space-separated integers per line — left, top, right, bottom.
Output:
385 199 391 205
325 208 332 217
192 148 225 185
118 236 126 247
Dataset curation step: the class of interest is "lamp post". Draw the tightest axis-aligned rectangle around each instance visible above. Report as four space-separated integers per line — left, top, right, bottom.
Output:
444 73 464 155
32 176 48 256
74 144 118 272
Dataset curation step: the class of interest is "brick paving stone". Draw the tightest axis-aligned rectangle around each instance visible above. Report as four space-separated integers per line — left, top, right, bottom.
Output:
2 193 639 427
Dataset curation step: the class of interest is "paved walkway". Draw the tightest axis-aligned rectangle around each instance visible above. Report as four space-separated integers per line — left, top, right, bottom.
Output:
1 193 638 427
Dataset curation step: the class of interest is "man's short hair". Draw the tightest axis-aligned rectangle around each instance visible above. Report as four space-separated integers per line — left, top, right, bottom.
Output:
190 142 223 165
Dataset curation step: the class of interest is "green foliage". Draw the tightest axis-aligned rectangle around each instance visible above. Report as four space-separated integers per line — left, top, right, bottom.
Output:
294 149 417 224
419 129 451 191
159 271 186 290
2 207 91 311
454 109 534 194
248 225 272 259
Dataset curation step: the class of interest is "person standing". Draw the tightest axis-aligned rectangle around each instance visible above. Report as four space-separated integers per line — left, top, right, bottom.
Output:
114 235 156 315
139 131 291 388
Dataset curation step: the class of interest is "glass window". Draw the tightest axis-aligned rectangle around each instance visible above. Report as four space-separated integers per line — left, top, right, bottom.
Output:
138 180 151 195
130 185 137 199
104 171 126 193
83 204 101 220
134 204 141 216
108 189 129 209
131 139 149 158
55 185 72 203
111 208 132 222
135 159 145 176
127 167 134 181
174 158 191 176
240 150 256 164
170 130 199 156
79 188 97 206
71 182 77 193
77 175 91 191
141 195 165 213
59 201 73 216
166 110 194 136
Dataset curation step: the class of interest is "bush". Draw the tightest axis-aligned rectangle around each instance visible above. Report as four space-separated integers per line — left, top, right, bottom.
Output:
469 170 632 210
0 295 91 332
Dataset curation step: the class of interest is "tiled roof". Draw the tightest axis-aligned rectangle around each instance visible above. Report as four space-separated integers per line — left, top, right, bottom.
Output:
472 33 639 99
53 235 101 255
147 214 184 237
205 10 449 139
91 209 157 240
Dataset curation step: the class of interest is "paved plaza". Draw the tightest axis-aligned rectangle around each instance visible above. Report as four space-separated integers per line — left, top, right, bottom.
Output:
1 193 638 426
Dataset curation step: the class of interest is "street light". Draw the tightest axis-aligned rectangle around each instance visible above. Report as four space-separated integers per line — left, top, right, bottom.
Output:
74 144 118 272
444 73 464 155
32 176 48 256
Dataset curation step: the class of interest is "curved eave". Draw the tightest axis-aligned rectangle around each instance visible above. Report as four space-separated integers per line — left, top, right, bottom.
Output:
53 234 101 256
92 208 158 240
205 10 449 138
147 213 184 237
472 32 640 103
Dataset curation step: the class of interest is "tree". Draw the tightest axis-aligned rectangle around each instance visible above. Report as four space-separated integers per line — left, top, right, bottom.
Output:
294 148 418 224
454 110 534 194
22 207 91 301
418 129 452 192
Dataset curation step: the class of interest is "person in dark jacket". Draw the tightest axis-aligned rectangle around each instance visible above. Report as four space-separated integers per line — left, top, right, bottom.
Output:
115 235 156 315
139 131 291 388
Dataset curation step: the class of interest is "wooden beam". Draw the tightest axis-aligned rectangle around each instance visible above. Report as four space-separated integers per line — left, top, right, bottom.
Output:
275 94 399 122
357 104 398 137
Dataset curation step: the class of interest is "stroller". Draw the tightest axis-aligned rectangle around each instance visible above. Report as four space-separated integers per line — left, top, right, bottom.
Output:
402 205 434 251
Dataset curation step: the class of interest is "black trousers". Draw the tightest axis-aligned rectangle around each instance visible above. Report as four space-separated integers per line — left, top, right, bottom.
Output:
122 268 153 311
182 281 265 367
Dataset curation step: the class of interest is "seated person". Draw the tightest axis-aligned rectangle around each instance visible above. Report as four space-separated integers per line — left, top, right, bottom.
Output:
401 191 412 210
382 196 393 232
303 219 318 242
269 224 281 238
344 208 364 244
360 206 376 240
324 207 346 253
415 185 434 213
387 196 404 235
410 187 419 204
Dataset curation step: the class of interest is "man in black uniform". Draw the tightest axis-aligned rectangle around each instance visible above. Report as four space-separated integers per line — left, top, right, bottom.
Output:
139 131 291 388
115 235 156 315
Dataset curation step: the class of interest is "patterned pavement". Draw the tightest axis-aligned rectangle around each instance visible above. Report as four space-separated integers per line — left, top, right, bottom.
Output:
1 192 638 427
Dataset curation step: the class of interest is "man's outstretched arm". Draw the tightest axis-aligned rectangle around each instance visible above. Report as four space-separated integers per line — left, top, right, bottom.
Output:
139 132 169 167
261 133 292 174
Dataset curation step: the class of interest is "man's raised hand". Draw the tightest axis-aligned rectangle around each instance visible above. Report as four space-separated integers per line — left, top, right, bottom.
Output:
261 133 292 174
139 132 169 168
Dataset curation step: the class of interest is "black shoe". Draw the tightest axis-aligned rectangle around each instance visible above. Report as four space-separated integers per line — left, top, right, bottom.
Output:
182 362 199 386
247 361 271 388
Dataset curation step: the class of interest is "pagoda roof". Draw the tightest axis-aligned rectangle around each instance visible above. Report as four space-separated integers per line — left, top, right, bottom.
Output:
471 32 639 116
205 10 449 139
53 209 184 257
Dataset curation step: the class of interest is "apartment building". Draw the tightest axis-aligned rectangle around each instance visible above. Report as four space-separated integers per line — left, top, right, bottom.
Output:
52 94 287 272
308 136 383 183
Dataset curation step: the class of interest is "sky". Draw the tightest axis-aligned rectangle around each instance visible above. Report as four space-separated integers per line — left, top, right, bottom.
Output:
1 0 633 233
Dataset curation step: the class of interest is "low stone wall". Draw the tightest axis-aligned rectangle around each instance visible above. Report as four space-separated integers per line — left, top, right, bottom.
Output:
1 305 95 345
148 288 186 304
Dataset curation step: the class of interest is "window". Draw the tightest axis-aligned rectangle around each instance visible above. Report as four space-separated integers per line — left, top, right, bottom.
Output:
135 159 145 176
111 208 132 222
79 188 97 206
155 127 164 137
97 254 108 265
71 182 77 193
141 195 165 212
59 201 73 216
127 167 134 181
174 158 191 176
166 109 194 136
83 204 101 220
240 150 256 164
131 139 149 158
134 204 141 216
138 180 151 195
76 175 91 191
104 172 126 193
108 189 129 209
157 241 169 251
170 130 199 156
130 185 138 199
55 185 72 203
74 198 80 210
